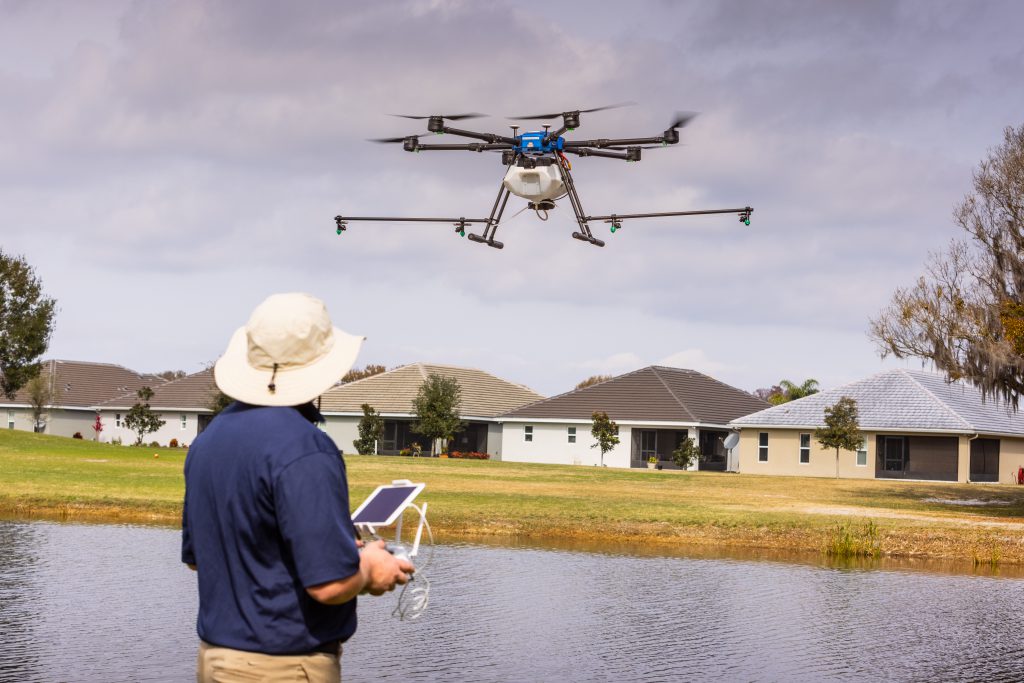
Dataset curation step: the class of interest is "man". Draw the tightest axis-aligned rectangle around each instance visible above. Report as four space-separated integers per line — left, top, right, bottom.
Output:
182 292 414 682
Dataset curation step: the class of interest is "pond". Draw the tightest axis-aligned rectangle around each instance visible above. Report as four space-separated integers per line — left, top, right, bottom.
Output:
1 521 1023 682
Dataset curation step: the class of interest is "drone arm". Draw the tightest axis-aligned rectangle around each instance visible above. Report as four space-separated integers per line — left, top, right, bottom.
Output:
563 147 634 161
411 142 515 152
564 136 669 149
584 207 754 223
438 125 517 145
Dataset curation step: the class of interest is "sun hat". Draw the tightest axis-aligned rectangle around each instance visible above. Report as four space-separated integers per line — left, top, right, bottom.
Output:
214 293 364 407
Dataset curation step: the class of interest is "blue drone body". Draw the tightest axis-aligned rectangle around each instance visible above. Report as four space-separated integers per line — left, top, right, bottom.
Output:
515 131 564 154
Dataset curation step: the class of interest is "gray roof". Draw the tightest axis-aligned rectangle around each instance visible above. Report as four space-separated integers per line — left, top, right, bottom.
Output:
2 360 160 409
318 363 543 418
501 366 769 424
730 368 1024 436
99 369 216 411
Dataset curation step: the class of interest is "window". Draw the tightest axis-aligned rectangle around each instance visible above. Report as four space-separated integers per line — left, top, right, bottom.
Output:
181 414 188 430
7 410 14 430
567 426 576 443
799 433 810 464
115 413 122 428
856 437 868 467
758 432 769 462
524 425 533 442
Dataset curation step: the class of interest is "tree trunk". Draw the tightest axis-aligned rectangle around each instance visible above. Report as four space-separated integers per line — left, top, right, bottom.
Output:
836 448 840 478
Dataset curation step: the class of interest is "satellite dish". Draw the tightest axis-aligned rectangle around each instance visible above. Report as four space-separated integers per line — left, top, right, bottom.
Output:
723 432 740 450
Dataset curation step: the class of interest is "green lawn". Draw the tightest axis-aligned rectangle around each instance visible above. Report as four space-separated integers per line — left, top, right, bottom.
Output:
3 430 1024 562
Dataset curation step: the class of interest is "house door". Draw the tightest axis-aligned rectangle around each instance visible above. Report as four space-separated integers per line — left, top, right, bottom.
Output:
640 430 657 460
881 436 907 473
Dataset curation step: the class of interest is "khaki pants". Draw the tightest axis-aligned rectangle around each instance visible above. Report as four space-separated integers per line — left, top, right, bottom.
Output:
197 641 341 682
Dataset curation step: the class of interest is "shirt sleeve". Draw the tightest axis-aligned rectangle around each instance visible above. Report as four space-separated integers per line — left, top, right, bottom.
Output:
181 468 195 566
274 450 361 588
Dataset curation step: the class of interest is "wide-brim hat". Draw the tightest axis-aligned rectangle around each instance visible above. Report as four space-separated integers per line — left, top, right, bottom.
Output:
214 292 364 407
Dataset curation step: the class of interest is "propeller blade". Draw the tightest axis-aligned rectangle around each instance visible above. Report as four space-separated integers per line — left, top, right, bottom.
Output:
668 111 698 129
508 102 636 120
391 113 487 121
367 134 425 144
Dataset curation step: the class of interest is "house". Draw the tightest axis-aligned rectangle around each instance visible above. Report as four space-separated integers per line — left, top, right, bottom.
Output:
317 362 544 457
97 369 217 446
729 368 1024 483
499 366 769 469
0 360 161 438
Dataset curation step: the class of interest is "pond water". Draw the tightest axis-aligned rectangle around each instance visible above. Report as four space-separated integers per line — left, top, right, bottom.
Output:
1 520 1024 682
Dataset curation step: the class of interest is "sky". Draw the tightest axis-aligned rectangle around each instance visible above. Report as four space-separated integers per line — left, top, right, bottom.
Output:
2 0 1023 397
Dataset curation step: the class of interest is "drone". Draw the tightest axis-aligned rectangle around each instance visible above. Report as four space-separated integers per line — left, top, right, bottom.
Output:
334 105 753 249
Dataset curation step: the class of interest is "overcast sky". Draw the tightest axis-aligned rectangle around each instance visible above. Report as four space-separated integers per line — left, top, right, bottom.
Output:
2 0 1023 397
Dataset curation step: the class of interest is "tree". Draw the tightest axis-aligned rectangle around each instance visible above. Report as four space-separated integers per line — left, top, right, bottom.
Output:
815 396 861 478
342 364 387 384
26 373 58 433
155 370 186 381
0 250 57 398
590 411 620 467
124 386 165 446
575 374 612 390
353 403 384 455
412 373 465 455
870 124 1024 406
768 378 820 405
672 435 700 470
92 414 104 442
753 385 783 403
207 389 233 417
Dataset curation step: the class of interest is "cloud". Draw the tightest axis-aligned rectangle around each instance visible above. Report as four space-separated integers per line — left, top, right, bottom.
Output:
2 0 1023 399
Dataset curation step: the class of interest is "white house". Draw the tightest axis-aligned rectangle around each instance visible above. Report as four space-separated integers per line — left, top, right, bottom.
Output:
0 360 163 438
97 369 216 446
499 366 769 469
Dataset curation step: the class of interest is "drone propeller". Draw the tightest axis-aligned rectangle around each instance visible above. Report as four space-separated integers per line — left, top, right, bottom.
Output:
507 101 636 120
367 134 428 144
391 113 487 121
668 111 698 129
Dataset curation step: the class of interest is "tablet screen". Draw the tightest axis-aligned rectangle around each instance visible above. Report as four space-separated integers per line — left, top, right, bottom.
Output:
351 484 424 526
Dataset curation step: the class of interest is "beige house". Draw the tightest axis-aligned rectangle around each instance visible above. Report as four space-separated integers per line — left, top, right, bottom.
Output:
318 362 544 457
730 369 1024 484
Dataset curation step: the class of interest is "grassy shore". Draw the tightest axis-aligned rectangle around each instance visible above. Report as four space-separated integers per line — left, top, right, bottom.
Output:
3 430 1024 563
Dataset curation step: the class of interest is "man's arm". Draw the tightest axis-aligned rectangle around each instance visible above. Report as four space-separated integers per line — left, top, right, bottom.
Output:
306 540 414 605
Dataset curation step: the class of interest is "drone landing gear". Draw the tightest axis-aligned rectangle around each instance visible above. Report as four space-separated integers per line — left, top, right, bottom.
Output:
557 156 604 247
466 177 513 249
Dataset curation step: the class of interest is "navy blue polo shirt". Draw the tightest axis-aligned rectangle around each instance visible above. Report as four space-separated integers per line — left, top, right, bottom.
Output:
181 402 361 654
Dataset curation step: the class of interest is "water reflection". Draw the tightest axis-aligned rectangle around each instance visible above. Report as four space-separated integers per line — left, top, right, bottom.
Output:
1 521 1023 682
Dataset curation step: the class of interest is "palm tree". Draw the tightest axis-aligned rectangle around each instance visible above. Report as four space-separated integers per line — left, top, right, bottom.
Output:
768 378 820 405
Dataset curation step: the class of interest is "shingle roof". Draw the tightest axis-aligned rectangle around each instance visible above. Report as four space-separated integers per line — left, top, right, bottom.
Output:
1 360 158 409
99 369 216 411
318 363 544 418
729 368 1024 435
501 366 769 424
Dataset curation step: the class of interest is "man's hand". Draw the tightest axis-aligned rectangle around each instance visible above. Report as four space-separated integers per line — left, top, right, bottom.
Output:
306 539 415 604
360 540 415 596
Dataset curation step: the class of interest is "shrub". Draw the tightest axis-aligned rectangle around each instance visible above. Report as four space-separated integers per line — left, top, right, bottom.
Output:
148 440 161 448
169 438 179 448
672 438 700 469
448 451 491 460
72 432 83 439
111 437 123 446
